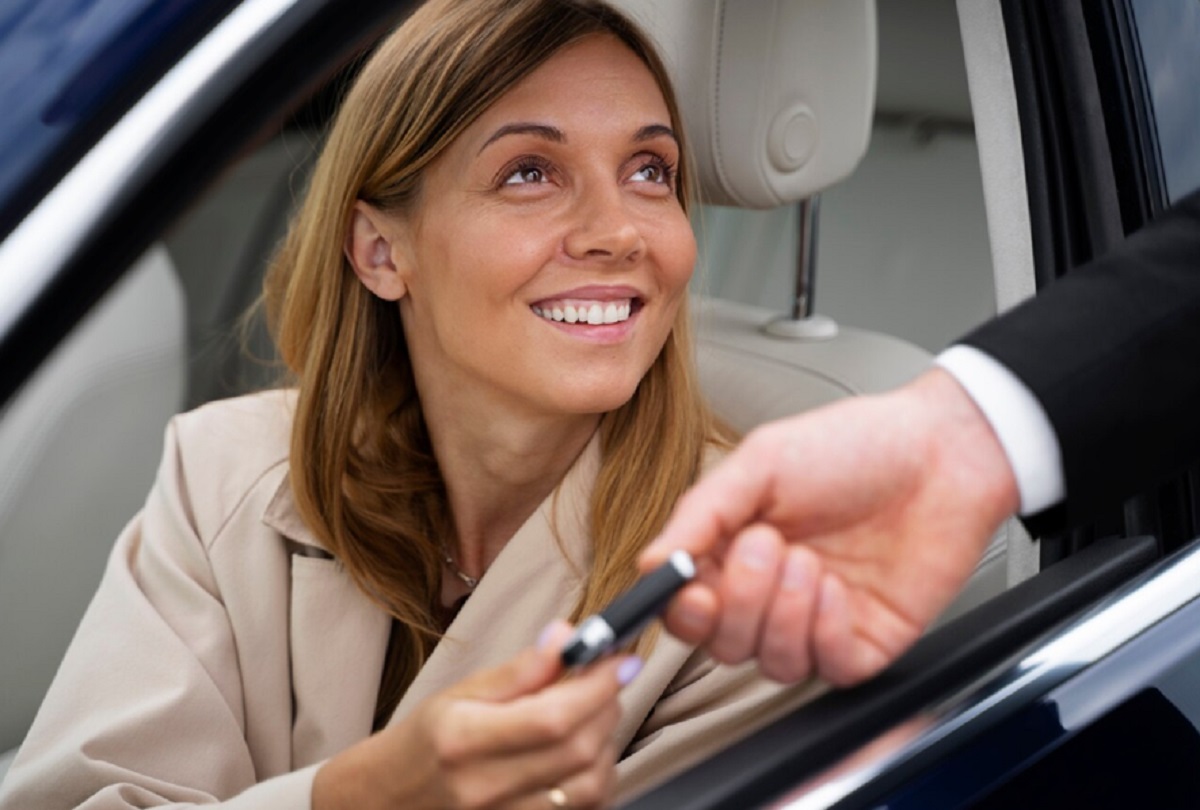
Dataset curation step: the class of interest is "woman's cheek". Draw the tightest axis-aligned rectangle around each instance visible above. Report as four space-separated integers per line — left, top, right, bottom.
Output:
667 228 698 290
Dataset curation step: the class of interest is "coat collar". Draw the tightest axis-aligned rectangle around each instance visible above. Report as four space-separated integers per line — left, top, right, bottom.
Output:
261 467 328 553
260 430 604 736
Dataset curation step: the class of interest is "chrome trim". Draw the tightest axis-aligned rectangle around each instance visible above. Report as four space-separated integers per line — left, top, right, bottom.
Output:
776 540 1200 809
0 0 301 343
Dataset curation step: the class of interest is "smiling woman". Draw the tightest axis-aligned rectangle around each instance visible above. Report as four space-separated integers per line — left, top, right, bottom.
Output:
344 34 694 422
0 1 821 809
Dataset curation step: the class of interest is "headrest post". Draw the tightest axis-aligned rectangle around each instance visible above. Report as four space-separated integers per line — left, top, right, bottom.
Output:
791 196 821 320
763 195 838 341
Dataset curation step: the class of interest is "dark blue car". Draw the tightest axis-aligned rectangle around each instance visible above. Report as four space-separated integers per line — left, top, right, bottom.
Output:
1 1 1198 806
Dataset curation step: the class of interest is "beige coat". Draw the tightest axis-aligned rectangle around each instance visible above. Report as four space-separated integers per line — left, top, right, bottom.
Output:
0 392 822 808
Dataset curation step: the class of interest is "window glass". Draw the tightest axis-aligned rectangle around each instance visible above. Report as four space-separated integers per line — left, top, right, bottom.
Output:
1130 0 1200 202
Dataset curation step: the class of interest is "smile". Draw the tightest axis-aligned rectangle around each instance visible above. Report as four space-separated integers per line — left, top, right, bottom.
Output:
531 298 635 325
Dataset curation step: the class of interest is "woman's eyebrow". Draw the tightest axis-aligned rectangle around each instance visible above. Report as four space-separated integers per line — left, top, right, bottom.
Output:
477 122 678 154
634 123 677 143
478 123 565 154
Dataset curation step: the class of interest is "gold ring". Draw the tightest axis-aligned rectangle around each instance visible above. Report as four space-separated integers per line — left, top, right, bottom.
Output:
547 786 569 808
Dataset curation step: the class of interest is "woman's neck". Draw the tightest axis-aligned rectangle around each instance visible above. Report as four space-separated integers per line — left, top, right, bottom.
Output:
425 404 601 580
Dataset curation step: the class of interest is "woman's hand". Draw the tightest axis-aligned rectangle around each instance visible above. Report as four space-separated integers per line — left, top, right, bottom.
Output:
314 622 641 809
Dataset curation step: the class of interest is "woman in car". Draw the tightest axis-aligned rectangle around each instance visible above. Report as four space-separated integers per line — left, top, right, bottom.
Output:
0 1 821 808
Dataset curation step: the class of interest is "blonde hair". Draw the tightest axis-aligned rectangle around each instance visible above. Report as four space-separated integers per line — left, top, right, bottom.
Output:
264 0 732 726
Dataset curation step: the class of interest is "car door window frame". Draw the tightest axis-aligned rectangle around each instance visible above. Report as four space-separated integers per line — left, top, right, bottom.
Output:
0 0 409 412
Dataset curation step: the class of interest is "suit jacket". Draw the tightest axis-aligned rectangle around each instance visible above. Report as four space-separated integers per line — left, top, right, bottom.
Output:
0 391 821 808
962 188 1200 534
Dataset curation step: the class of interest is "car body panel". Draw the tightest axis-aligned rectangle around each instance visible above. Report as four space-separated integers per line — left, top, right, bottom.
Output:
0 0 238 238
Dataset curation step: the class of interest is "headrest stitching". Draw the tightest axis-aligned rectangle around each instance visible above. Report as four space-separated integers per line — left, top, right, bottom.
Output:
709 0 738 206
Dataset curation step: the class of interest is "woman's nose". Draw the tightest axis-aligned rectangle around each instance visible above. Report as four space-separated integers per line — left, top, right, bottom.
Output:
562 186 645 264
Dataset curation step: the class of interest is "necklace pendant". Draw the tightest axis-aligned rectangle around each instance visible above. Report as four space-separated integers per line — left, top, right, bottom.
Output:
439 542 481 589
451 568 479 589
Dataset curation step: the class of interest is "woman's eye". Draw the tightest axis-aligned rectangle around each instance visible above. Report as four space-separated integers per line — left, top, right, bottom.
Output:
503 165 548 185
630 159 673 186
631 165 661 183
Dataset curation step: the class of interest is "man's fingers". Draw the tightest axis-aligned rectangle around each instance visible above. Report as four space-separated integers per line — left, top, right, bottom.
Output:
757 546 821 683
640 432 779 570
660 582 720 645
709 525 785 665
812 574 890 687
811 574 857 686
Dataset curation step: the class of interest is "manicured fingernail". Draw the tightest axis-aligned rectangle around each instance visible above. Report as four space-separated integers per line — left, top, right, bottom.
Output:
617 656 644 686
782 552 810 592
537 623 558 651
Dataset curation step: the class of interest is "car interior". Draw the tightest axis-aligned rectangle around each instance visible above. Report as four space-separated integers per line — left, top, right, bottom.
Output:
0 0 1046 794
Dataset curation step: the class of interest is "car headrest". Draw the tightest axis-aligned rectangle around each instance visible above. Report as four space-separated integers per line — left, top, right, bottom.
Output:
613 0 877 209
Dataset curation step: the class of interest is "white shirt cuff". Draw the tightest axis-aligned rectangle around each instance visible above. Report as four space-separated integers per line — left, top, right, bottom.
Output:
936 345 1066 515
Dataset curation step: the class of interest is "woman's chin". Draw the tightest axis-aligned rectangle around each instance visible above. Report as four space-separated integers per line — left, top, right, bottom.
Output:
545 384 640 418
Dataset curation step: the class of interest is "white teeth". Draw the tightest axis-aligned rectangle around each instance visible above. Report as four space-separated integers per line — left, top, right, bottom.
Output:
533 299 634 325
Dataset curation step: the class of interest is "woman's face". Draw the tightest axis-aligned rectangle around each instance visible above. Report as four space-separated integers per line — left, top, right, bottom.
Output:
364 33 695 421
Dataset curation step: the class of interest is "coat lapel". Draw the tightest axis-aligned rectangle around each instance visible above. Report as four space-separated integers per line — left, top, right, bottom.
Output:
260 433 603 754
262 475 392 768
389 435 601 723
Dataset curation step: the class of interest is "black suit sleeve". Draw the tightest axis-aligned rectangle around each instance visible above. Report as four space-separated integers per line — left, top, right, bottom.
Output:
960 188 1200 534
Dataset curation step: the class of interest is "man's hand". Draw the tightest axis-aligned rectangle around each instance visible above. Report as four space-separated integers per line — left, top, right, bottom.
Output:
641 368 1020 686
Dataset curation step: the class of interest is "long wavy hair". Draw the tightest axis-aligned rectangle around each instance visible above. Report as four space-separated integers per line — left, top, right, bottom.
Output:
264 0 732 726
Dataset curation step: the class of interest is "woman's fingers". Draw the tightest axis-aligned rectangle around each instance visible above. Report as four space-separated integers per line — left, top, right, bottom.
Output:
449 621 573 708
444 651 632 756
426 654 631 807
444 701 621 808
322 627 630 809
504 739 619 810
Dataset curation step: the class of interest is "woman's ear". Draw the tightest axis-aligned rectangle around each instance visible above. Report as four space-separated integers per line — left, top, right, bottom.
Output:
345 201 410 301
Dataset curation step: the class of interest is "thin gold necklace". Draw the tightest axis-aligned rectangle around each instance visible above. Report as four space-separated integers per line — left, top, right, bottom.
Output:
438 541 480 589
